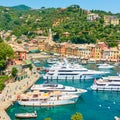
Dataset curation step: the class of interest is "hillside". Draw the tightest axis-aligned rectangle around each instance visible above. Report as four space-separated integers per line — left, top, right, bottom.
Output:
0 4 120 47
11 5 31 10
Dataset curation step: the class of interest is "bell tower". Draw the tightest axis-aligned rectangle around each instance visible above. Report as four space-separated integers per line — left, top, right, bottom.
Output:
48 28 52 41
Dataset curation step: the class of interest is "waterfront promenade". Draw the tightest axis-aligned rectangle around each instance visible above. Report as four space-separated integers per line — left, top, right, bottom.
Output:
27 53 52 59
0 69 40 120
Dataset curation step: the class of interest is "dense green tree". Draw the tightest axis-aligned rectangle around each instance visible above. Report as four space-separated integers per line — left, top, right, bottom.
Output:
0 42 14 60
0 5 119 46
44 118 52 120
71 112 83 120
29 64 33 71
0 36 3 42
0 60 6 72
11 67 18 77
0 75 9 90
0 41 14 72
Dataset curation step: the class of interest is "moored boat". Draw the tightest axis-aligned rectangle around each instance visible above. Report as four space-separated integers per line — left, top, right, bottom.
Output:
15 111 37 118
30 83 87 96
33 60 40 64
43 59 108 80
47 58 58 64
18 91 79 106
88 58 96 64
98 63 114 69
91 75 120 91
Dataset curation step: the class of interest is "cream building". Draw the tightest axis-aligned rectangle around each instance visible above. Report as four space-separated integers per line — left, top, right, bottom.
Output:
78 44 90 59
87 13 100 21
104 15 119 26
103 47 119 62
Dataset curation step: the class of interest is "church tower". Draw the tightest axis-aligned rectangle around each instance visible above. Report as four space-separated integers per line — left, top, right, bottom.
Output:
48 28 53 41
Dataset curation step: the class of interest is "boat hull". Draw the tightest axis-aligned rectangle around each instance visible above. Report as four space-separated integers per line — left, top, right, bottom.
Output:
43 74 102 80
91 85 120 91
30 85 87 97
18 97 78 107
15 113 37 118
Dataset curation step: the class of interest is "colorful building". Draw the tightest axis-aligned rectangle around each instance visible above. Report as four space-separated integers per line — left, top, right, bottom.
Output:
78 44 90 59
87 13 100 21
95 42 108 61
104 15 119 26
103 47 119 62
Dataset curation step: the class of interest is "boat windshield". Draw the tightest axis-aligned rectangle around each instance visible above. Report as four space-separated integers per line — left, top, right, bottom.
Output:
43 84 57 87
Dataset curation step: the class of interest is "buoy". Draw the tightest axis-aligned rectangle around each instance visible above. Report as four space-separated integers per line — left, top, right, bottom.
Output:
107 106 110 109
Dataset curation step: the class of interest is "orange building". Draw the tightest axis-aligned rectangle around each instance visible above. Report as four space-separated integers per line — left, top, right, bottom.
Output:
89 44 96 59
53 42 70 56
10 44 27 61
14 49 27 61
58 42 70 56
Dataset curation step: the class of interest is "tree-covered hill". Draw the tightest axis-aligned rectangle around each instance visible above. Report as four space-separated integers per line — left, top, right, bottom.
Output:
11 5 31 10
0 4 120 47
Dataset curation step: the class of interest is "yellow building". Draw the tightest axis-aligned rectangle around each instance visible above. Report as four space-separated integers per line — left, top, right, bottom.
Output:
104 15 119 26
103 47 119 62
95 42 107 61
78 44 90 59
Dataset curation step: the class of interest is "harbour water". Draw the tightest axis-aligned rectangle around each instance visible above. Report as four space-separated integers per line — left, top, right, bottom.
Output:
7 61 120 120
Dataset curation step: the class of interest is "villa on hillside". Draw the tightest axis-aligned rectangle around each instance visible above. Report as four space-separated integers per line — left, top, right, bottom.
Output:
104 15 119 26
87 13 100 21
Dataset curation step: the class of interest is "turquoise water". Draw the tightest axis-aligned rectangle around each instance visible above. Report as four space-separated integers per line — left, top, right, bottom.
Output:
7 62 120 120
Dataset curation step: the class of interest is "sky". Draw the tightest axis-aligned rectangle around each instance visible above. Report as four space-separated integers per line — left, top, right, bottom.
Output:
0 0 119 13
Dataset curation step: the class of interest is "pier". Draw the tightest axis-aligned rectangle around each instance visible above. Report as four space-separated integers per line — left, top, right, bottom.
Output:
27 53 52 60
0 69 40 120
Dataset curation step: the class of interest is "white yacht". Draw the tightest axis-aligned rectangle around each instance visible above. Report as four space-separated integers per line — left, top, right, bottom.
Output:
18 91 79 106
30 83 87 96
91 75 120 91
114 63 119 66
88 58 96 64
15 111 37 118
47 58 58 64
43 60 108 80
98 63 114 69
33 60 40 64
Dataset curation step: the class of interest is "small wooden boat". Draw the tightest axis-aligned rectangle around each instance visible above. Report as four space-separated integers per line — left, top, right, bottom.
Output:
15 111 37 118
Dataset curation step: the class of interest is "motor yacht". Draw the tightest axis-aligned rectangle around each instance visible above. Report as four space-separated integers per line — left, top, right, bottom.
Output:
43 60 108 80
98 63 114 69
88 58 96 64
47 58 58 64
30 83 87 96
33 60 40 64
18 91 79 106
91 75 120 91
